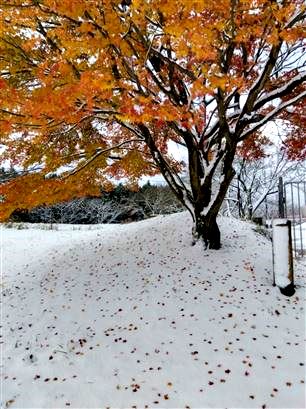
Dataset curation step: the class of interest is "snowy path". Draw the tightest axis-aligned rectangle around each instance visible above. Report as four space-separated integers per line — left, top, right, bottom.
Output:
1 214 305 408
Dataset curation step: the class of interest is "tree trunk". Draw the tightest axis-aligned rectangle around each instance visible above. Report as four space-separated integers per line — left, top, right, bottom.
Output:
189 142 236 250
193 212 221 249
138 125 235 251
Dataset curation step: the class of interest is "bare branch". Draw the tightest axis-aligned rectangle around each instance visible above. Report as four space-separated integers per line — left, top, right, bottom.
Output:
62 139 144 179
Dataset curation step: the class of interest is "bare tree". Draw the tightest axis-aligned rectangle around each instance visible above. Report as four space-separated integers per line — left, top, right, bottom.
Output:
225 149 305 219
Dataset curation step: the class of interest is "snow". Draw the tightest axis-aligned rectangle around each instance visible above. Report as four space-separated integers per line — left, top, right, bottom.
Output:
1 213 305 408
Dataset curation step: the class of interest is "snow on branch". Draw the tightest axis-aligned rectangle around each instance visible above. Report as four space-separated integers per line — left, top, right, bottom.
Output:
62 139 144 179
240 89 306 141
284 8 306 28
253 72 306 111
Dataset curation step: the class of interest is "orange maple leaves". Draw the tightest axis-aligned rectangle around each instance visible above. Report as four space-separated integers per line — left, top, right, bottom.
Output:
0 0 305 220
0 173 101 222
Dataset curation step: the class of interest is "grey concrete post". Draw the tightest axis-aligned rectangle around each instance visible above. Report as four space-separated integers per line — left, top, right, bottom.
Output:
272 219 295 296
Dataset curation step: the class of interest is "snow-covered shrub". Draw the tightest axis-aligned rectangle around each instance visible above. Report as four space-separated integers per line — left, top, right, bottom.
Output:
7 183 183 224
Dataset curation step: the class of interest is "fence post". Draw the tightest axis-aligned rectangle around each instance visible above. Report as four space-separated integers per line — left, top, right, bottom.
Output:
278 177 285 218
272 218 295 296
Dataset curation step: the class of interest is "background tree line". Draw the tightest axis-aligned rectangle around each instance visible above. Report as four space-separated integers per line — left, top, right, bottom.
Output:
5 180 183 224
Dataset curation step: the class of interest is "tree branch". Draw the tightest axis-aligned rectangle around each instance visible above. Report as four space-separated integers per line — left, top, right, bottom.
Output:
62 139 144 179
240 89 306 140
253 72 306 111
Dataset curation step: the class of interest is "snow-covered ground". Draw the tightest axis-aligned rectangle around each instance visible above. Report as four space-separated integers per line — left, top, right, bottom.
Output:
1 213 305 408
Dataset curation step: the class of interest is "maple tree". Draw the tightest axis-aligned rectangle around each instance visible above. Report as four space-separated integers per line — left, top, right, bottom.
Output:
0 0 305 248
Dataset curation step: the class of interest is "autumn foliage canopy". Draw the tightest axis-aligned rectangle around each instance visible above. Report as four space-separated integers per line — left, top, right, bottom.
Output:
0 0 305 245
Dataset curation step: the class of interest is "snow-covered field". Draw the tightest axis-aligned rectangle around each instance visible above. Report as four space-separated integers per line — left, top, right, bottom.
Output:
1 213 305 408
